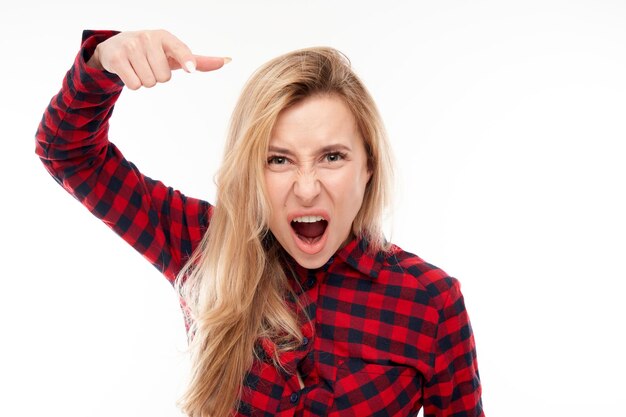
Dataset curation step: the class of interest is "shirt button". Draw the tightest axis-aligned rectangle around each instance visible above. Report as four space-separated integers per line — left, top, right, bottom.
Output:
302 337 309 346
307 278 316 287
290 392 300 403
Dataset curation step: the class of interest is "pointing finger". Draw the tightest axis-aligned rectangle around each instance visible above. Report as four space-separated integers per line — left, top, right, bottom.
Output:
168 55 231 72
195 56 231 72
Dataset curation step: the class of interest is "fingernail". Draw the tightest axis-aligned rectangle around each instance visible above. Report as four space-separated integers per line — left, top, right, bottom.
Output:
223 57 232 65
185 60 196 73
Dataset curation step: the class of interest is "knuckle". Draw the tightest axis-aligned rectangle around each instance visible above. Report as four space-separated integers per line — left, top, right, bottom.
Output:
107 52 125 68
126 81 141 91
137 31 152 44
170 41 190 55
157 71 172 83
122 38 140 53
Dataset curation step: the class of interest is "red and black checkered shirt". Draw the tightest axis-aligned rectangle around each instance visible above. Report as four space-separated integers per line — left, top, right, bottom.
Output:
36 30 484 417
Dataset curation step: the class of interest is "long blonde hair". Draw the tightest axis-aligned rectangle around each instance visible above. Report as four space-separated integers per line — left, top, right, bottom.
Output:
175 46 393 417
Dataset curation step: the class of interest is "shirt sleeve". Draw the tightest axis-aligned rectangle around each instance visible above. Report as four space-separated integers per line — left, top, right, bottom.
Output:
422 278 484 417
35 29 211 283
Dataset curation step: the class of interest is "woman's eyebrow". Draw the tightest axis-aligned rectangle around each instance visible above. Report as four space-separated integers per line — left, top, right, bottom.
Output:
268 146 295 156
319 144 351 153
267 144 351 155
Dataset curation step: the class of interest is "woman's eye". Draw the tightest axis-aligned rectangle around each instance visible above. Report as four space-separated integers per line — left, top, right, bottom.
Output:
325 152 345 163
267 156 288 165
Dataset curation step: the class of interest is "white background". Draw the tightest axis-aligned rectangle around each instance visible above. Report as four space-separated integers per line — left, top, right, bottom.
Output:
1 1 625 416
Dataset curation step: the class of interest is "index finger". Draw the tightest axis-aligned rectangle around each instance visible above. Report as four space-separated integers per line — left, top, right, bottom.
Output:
162 34 229 73
195 55 231 72
167 54 230 72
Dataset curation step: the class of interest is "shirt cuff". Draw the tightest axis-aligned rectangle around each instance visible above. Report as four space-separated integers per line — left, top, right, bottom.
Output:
66 29 124 95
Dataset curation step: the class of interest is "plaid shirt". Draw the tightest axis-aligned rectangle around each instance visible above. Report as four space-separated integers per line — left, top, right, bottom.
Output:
36 30 484 417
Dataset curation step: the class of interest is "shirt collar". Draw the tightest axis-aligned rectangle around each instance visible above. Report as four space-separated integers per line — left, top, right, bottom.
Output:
277 234 385 281
334 235 385 280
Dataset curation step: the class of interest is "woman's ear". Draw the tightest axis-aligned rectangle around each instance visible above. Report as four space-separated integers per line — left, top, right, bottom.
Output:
366 157 374 183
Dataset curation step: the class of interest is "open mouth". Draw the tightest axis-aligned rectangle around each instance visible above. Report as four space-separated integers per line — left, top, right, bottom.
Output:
291 216 328 245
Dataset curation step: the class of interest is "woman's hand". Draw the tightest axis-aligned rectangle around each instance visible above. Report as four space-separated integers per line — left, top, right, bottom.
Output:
86 29 229 90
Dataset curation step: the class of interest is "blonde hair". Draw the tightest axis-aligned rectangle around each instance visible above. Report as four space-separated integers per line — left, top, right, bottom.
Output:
175 46 393 417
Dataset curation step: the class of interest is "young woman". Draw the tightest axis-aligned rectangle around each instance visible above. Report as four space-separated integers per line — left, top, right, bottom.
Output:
36 29 483 417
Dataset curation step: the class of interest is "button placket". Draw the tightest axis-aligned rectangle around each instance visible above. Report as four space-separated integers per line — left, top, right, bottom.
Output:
289 392 300 403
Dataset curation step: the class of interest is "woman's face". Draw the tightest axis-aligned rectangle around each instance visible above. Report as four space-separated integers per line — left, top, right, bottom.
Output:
265 94 371 269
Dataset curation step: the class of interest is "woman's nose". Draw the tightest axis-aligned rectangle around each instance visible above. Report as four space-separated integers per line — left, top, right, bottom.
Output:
293 170 321 205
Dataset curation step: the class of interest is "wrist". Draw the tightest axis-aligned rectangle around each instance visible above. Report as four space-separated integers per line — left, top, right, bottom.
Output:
86 45 105 71
74 30 124 94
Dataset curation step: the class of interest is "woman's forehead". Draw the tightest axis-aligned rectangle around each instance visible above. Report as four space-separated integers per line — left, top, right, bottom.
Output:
269 95 361 151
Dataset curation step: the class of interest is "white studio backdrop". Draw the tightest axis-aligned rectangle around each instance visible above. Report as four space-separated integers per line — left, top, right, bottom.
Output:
1 1 625 416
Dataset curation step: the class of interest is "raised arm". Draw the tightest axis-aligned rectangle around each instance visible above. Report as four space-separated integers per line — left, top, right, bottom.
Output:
35 30 228 282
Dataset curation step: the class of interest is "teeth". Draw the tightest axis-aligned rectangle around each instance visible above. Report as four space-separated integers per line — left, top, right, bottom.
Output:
292 216 325 223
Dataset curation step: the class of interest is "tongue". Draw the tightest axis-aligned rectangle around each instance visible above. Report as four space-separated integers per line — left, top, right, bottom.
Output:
292 221 327 238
